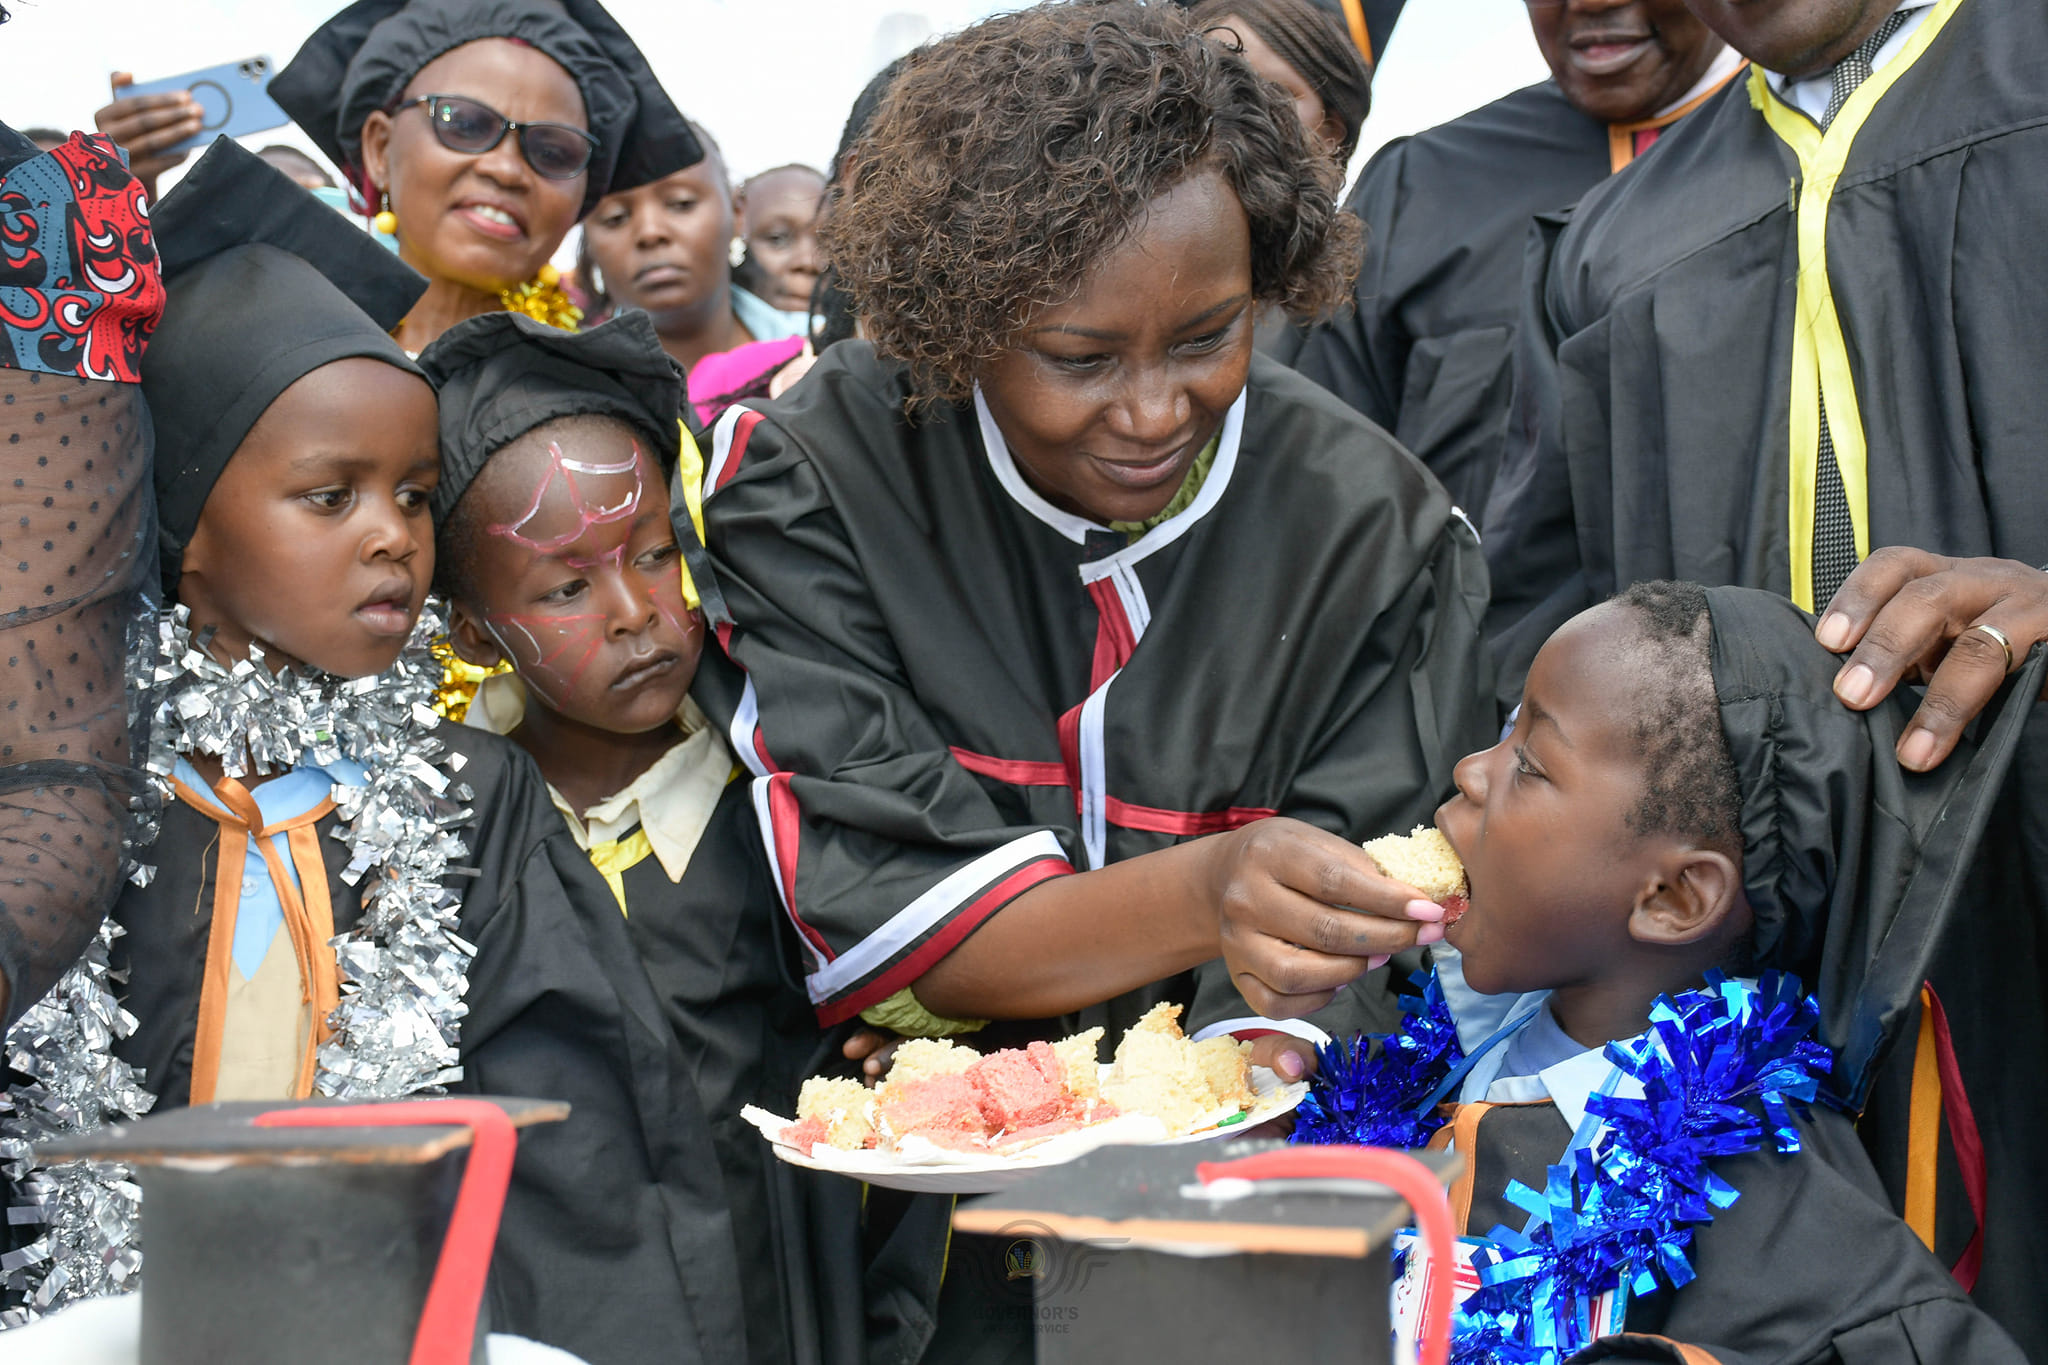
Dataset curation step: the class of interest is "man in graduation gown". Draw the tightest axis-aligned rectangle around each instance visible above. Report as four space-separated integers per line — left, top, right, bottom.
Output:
1291 0 1744 514
1481 0 2048 1341
110 140 750 1365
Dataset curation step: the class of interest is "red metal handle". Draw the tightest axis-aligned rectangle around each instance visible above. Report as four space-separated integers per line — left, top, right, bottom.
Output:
1194 1146 1455 1365
255 1099 517 1365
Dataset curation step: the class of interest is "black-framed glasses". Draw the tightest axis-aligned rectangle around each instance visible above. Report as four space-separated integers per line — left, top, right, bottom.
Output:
401 94 599 180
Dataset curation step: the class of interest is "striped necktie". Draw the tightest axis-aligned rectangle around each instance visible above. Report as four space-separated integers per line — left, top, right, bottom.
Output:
1810 8 1910 607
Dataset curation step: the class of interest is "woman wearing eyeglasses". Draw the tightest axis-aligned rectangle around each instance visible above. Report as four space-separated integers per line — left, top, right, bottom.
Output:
268 0 703 355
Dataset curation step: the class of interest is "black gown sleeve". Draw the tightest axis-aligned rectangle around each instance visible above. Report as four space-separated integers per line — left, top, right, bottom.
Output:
1291 137 1414 429
1479 208 1597 709
1185 494 1496 1038
1581 1108 2028 1365
703 409 1077 1026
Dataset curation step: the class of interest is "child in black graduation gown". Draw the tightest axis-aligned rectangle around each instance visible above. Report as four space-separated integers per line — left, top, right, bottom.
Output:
417 310 821 1365
1296 581 2028 1364
105 140 749 1365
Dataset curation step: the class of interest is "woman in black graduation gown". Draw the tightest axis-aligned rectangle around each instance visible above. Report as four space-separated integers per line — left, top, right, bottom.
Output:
687 1 1495 1105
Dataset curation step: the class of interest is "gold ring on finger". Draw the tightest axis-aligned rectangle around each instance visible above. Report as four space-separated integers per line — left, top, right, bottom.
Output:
1967 621 2015 675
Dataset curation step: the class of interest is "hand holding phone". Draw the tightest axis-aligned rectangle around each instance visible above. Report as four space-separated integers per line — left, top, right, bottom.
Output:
94 59 289 198
94 72 205 194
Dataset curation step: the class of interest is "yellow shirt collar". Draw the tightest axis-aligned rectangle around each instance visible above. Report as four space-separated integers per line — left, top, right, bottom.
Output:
462 671 733 882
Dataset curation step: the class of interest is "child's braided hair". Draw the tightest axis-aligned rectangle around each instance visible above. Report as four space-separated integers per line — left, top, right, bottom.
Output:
1612 579 1743 855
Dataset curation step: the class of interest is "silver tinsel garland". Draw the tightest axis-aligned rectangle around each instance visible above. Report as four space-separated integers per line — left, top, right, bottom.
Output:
0 601 476 1324
0 921 152 1326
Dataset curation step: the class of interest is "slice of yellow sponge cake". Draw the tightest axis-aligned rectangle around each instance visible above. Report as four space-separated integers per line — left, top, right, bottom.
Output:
1361 825 1469 921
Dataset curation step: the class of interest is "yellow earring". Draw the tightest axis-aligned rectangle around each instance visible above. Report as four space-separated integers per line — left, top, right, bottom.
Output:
372 191 398 236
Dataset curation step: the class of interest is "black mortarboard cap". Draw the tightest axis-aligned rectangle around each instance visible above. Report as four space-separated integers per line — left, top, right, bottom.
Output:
38 1095 566 1365
1705 586 2047 1111
416 308 682 525
144 136 426 593
271 0 704 218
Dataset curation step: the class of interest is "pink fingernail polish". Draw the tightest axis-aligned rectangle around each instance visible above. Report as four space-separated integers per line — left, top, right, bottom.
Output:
1405 899 1446 921
1367 954 1391 971
1415 922 1445 946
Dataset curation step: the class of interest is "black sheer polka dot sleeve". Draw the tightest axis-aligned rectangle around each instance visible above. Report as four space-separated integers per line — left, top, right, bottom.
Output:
0 127 165 1024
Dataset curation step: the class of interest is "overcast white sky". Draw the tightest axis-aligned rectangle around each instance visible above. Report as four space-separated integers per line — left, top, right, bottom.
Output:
1 0 1546 194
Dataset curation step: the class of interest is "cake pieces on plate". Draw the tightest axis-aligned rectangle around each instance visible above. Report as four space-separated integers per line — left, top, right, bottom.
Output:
781 1005 1257 1156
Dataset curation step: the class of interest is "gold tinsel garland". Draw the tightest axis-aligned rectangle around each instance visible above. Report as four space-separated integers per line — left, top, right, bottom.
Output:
496 262 584 331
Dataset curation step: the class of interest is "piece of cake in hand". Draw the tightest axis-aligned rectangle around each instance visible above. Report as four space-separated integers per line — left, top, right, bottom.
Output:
1362 825 1470 923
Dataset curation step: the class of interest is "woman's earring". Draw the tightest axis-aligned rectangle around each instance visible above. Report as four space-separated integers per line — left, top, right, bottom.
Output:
372 190 398 236
728 235 747 269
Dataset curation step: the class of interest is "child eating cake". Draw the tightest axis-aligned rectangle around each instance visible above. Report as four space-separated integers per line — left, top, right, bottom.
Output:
1298 581 2030 1363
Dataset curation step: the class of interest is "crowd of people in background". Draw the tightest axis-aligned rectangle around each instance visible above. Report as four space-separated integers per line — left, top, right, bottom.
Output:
1 0 2044 1363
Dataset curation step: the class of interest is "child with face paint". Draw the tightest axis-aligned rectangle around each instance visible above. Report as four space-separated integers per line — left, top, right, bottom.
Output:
421 310 819 1365
94 140 753 1365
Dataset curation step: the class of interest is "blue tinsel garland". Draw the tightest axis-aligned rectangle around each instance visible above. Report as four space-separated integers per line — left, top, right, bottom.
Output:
1293 970 1832 1365
1290 971 1465 1149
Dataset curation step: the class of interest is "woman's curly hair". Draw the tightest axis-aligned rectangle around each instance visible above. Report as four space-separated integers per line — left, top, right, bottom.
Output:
822 0 1360 408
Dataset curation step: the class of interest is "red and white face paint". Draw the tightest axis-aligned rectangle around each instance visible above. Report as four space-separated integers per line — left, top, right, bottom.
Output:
461 427 703 736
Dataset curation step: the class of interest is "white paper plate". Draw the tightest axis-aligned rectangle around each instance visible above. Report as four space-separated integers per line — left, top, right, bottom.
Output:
747 1065 1308 1194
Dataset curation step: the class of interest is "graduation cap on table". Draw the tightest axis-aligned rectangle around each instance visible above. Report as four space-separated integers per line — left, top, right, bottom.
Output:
34 1095 566 1365
954 1140 1460 1365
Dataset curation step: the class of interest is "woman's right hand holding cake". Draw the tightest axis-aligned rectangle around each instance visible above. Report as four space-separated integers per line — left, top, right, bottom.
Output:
913 818 1443 1024
1204 819 1449 1019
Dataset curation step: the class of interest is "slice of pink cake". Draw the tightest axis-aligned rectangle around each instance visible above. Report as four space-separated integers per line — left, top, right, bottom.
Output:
879 1073 989 1148
969 1046 1072 1131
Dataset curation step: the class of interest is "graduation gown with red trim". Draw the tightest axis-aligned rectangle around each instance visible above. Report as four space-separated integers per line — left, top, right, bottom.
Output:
108 724 752 1365
1479 0 2048 1339
687 341 1497 1040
